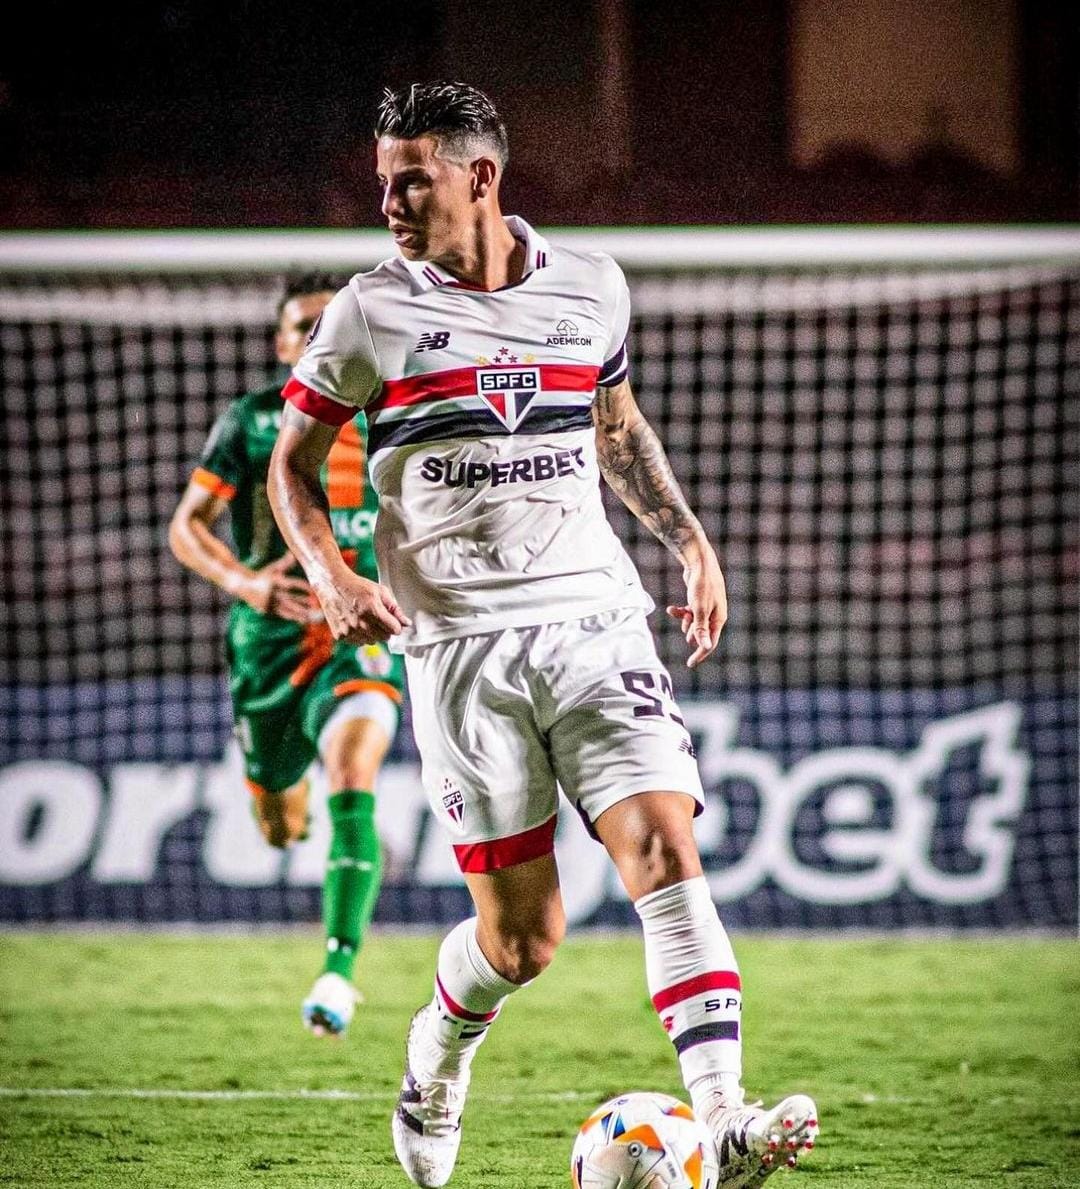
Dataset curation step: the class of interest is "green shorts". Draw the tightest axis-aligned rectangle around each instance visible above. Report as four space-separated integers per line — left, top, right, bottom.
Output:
226 605 405 793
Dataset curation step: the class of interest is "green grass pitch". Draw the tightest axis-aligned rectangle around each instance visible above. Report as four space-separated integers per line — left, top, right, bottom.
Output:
1 932 1077 1188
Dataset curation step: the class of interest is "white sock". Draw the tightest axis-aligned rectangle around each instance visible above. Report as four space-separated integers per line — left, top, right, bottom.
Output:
420 917 521 1077
634 876 744 1114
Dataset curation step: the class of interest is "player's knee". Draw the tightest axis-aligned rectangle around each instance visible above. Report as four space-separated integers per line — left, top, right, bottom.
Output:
621 827 701 899
491 914 565 983
324 742 378 791
323 718 389 791
504 932 561 983
326 754 379 793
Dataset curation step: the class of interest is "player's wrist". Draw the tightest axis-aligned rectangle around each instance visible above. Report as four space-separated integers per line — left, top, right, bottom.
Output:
676 530 715 569
308 556 361 597
223 567 255 599
231 569 274 614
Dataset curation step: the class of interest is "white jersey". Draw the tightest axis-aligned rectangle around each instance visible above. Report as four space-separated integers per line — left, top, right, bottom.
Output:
285 216 652 648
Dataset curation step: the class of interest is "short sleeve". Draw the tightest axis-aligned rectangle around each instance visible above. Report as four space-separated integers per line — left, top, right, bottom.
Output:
191 401 245 500
597 257 631 388
285 285 381 425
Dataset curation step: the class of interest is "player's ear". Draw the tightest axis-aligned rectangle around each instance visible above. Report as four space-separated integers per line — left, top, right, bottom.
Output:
472 156 498 198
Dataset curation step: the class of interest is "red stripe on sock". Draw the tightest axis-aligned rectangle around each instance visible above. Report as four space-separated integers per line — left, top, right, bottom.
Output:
651 970 742 1013
453 815 557 873
435 974 499 1023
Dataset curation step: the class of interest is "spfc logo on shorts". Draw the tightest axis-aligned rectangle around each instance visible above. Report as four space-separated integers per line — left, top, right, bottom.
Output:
441 778 465 826
476 367 539 431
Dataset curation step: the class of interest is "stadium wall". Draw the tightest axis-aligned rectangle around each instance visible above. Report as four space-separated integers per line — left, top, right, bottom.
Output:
0 688 1071 929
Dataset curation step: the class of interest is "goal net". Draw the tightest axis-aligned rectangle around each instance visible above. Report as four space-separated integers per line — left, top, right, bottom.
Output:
1 228 1076 931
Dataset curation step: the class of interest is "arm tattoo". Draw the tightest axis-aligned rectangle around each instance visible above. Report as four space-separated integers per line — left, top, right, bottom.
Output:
593 385 701 557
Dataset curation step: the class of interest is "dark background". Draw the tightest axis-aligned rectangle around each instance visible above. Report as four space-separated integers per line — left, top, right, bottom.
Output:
1 0 1076 229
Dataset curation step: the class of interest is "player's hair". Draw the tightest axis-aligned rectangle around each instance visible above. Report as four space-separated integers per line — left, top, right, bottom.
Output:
275 273 341 319
374 82 509 169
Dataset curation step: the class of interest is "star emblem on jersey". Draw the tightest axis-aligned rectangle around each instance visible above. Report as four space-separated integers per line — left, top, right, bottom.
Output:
475 350 536 365
441 779 465 827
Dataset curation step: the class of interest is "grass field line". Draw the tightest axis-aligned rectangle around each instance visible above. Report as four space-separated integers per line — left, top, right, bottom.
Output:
0 1086 600 1104
2 923 1074 940
0 1086 921 1107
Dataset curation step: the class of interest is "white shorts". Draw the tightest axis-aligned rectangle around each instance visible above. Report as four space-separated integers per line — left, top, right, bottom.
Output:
404 607 704 873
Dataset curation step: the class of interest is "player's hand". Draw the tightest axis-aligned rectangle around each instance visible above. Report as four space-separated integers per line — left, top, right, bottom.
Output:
667 543 727 669
240 553 316 623
312 570 411 644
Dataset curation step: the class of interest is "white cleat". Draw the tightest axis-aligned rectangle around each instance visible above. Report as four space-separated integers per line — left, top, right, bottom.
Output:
391 1005 469 1188
301 972 361 1038
707 1094 819 1186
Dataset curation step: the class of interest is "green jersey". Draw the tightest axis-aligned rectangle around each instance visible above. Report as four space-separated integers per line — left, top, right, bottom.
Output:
190 372 403 792
195 373 378 582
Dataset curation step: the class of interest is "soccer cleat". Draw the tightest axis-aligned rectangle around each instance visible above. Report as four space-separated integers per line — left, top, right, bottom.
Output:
706 1094 819 1186
301 972 361 1037
391 1005 469 1188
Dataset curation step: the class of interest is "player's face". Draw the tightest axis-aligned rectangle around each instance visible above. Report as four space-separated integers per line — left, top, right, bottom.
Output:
376 134 475 263
275 292 332 367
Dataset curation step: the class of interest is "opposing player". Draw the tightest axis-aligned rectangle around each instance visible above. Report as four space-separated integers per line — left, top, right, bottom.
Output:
168 275 404 1039
268 84 818 1186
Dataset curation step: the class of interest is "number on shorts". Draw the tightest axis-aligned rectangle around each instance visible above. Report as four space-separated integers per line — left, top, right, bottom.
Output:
620 670 686 726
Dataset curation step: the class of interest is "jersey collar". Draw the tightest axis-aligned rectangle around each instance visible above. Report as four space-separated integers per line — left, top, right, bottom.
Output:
401 216 551 292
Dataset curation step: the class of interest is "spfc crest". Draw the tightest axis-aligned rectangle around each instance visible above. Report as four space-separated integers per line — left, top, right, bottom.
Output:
476 366 540 431
441 778 465 827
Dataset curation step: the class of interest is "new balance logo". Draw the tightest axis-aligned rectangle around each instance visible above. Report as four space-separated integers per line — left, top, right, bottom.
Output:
415 330 450 352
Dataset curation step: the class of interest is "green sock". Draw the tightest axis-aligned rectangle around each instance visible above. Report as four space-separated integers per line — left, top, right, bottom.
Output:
322 789 382 980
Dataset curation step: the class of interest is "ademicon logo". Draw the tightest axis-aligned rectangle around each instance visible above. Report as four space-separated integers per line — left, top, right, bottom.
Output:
0 702 1030 920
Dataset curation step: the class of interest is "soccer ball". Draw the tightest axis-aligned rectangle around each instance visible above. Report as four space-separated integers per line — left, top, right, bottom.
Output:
570 1091 719 1189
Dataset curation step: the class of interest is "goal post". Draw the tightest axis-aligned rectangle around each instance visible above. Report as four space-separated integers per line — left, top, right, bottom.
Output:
1 226 1077 931
2 224 1079 272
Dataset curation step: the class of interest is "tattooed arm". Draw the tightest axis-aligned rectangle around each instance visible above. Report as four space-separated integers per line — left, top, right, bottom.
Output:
268 403 409 644
593 378 727 667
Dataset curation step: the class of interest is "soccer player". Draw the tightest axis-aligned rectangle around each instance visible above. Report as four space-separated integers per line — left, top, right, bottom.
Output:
168 275 404 1039
268 85 819 1186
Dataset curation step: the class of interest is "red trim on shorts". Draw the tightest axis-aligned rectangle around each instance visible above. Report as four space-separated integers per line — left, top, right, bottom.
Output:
452 814 558 873
651 970 742 1013
435 974 499 1022
281 376 357 426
